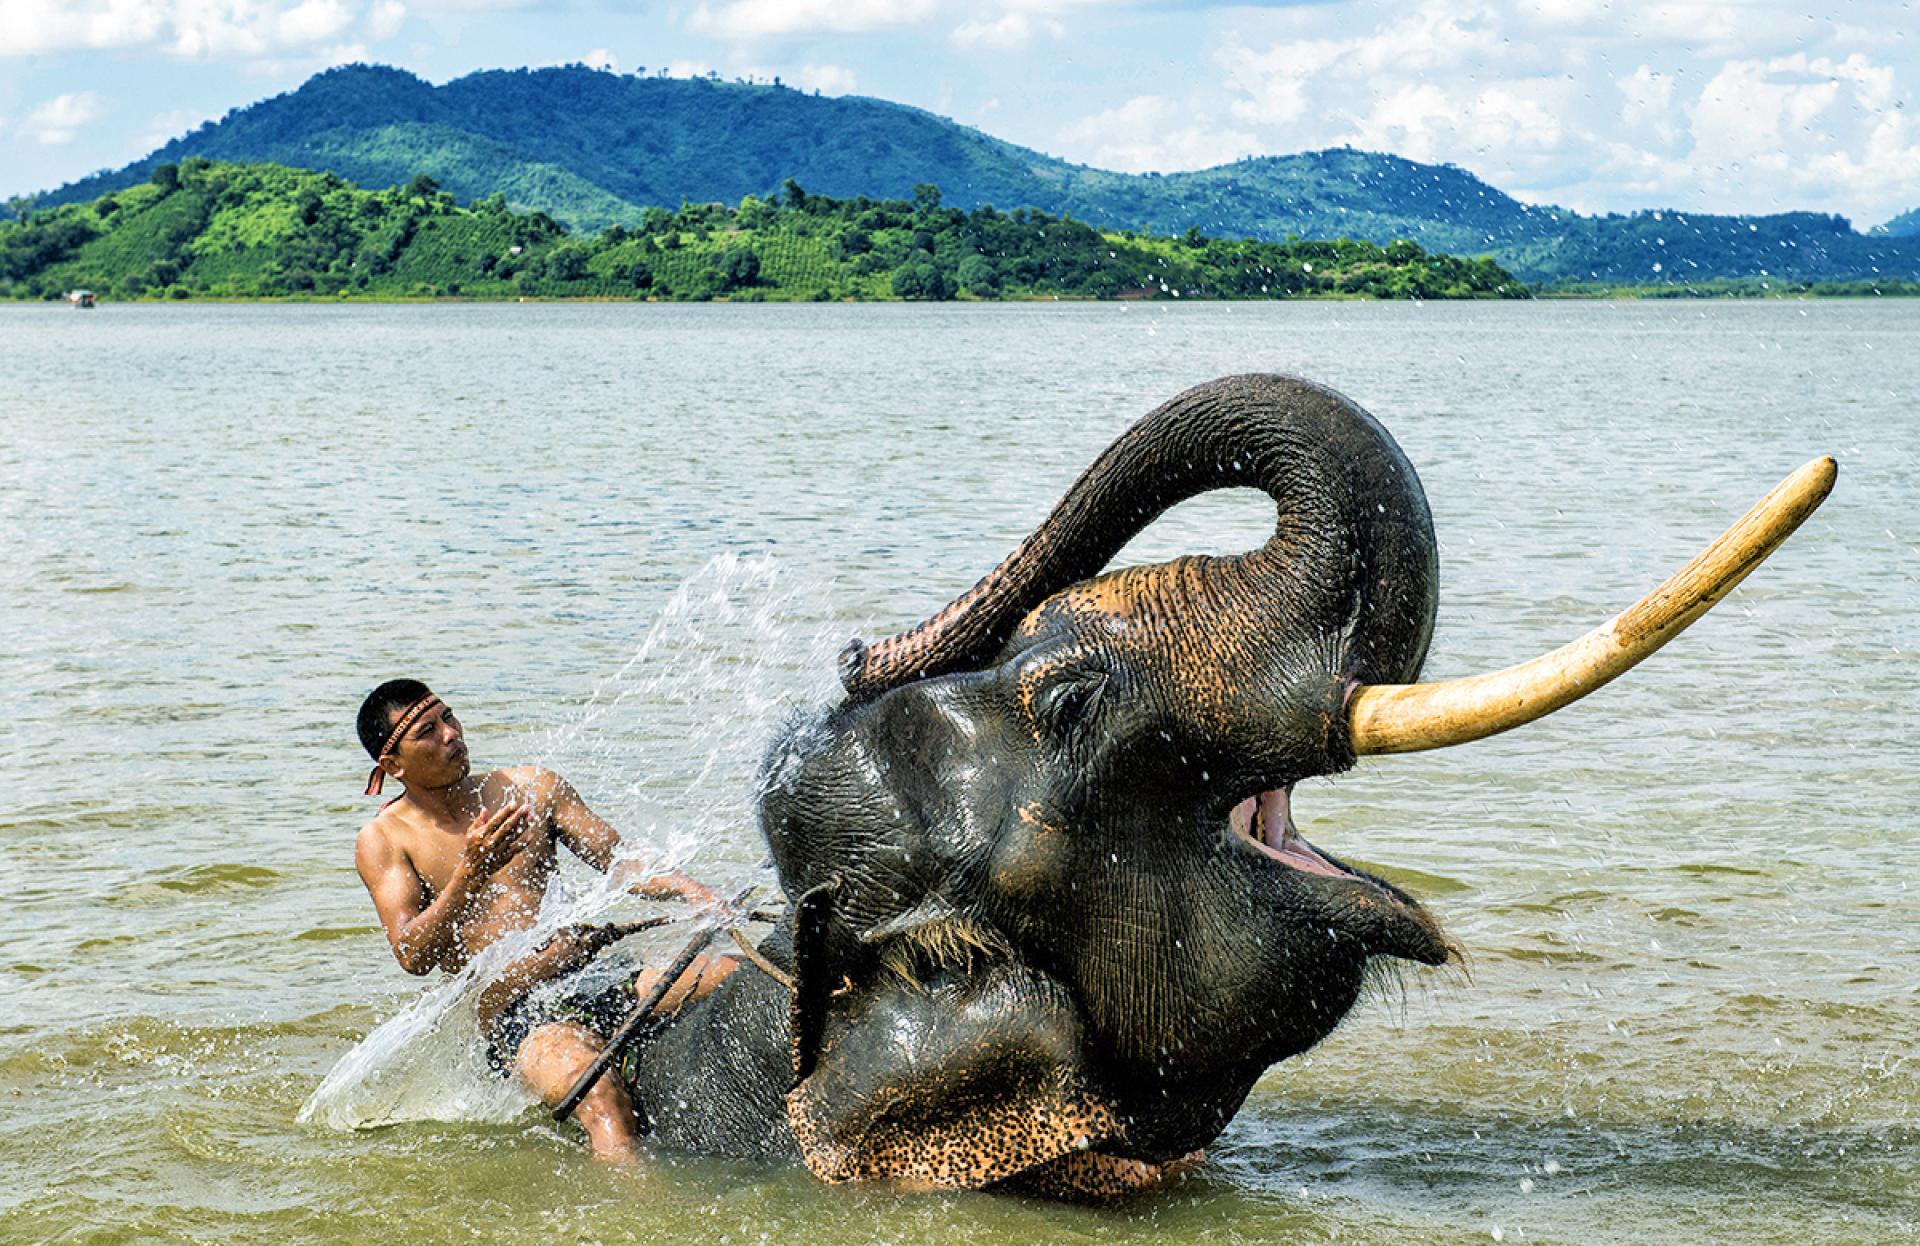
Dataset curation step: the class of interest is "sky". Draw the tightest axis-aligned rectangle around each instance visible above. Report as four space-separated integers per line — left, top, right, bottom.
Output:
3 0 1917 228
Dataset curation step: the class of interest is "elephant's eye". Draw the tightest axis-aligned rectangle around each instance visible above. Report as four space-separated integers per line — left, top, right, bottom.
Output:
1031 670 1107 737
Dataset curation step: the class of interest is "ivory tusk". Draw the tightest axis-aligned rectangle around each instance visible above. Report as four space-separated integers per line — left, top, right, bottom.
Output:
1347 456 1837 756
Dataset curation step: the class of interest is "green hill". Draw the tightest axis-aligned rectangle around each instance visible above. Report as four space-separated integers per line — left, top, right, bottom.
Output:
23 63 1920 289
0 160 1526 303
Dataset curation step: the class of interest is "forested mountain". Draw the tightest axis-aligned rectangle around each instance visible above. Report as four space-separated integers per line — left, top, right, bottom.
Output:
0 160 1525 302
1875 207 1920 237
26 63 1920 288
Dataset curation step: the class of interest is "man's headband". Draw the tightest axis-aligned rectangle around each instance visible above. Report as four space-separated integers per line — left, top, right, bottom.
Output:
365 693 444 796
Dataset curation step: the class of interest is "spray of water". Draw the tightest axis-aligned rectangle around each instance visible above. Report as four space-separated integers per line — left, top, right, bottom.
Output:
299 553 848 1130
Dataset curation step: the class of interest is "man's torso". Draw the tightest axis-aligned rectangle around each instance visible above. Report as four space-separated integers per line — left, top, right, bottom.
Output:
376 766 562 961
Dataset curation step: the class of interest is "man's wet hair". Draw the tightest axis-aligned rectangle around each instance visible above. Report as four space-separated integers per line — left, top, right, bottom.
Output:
358 678 433 760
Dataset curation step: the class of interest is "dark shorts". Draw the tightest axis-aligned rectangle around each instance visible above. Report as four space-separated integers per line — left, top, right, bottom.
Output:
484 972 635 1078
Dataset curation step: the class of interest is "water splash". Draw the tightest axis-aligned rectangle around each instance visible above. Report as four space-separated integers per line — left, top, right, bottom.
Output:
299 553 845 1130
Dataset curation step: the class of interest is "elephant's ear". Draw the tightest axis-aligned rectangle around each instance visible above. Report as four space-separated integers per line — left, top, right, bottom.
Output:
784 959 1123 1188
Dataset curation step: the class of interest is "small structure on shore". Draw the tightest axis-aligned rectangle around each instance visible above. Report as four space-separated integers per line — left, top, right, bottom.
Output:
67 290 97 308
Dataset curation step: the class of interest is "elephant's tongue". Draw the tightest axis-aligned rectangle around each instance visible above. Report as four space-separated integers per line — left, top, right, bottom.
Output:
1230 788 1352 879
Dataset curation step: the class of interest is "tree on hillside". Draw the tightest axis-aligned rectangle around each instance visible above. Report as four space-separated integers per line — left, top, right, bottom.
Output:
547 243 588 281
892 260 952 300
295 187 324 225
736 194 774 229
957 254 1000 297
718 247 761 289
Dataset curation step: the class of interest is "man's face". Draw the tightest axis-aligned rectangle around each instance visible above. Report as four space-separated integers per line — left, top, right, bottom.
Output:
386 697 469 788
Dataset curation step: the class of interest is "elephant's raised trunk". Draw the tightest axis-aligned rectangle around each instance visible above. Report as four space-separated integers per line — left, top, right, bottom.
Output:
838 374 1439 702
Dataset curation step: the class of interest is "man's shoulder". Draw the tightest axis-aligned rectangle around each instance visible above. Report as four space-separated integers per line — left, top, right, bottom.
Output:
354 809 403 875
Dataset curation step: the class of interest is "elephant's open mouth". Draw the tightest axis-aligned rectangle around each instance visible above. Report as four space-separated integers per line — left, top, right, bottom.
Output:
1228 787 1405 904
1228 789 1342 875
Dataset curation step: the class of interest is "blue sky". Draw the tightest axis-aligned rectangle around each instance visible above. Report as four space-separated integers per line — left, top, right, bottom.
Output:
4 1 1917 227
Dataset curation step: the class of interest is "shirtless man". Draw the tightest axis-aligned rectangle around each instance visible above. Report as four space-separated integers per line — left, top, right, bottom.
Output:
352 678 736 1158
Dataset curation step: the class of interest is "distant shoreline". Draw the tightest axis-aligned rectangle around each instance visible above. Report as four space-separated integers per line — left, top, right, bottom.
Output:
17 160 1916 306
16 286 1919 307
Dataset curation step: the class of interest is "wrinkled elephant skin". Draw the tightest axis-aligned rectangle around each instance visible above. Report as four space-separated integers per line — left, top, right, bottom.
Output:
620 374 1832 1198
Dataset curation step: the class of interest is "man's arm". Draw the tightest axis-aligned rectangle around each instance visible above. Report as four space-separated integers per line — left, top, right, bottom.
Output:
542 772 727 910
355 803 534 975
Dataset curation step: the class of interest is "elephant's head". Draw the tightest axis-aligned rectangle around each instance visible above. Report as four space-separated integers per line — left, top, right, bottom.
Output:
757 375 1833 1195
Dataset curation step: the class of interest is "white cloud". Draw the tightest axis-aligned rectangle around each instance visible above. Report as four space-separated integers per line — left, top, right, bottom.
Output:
687 0 1109 45
951 12 1063 50
792 63 857 94
394 0 543 9
1518 0 1611 26
137 104 218 150
1222 37 1343 128
1188 0 1920 223
1209 1 1579 184
737 62 857 91
0 0 165 54
1221 3 1525 129
687 0 940 41
1058 95 1258 173
1342 2 1509 77
25 91 107 144
1628 1 1807 59
279 0 354 44
1677 52 1920 220
1618 65 1678 144
1342 79 1569 167
234 35 369 79
367 0 404 39
0 0 365 58
580 46 617 70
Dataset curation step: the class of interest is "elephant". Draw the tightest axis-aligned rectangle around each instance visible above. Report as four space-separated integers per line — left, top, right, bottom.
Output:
613 374 1835 1198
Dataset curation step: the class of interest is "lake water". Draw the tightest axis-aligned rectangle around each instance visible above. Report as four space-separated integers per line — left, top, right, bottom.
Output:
1 300 1914 1245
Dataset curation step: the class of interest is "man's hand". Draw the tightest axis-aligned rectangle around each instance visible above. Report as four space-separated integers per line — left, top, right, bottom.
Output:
628 869 732 916
539 919 659 967
460 802 535 880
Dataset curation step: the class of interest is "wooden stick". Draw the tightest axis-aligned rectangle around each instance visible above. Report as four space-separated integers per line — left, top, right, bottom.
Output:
551 885 756 1122
728 924 794 990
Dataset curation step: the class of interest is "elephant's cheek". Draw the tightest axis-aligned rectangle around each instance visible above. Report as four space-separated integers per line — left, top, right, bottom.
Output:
988 803 1074 903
